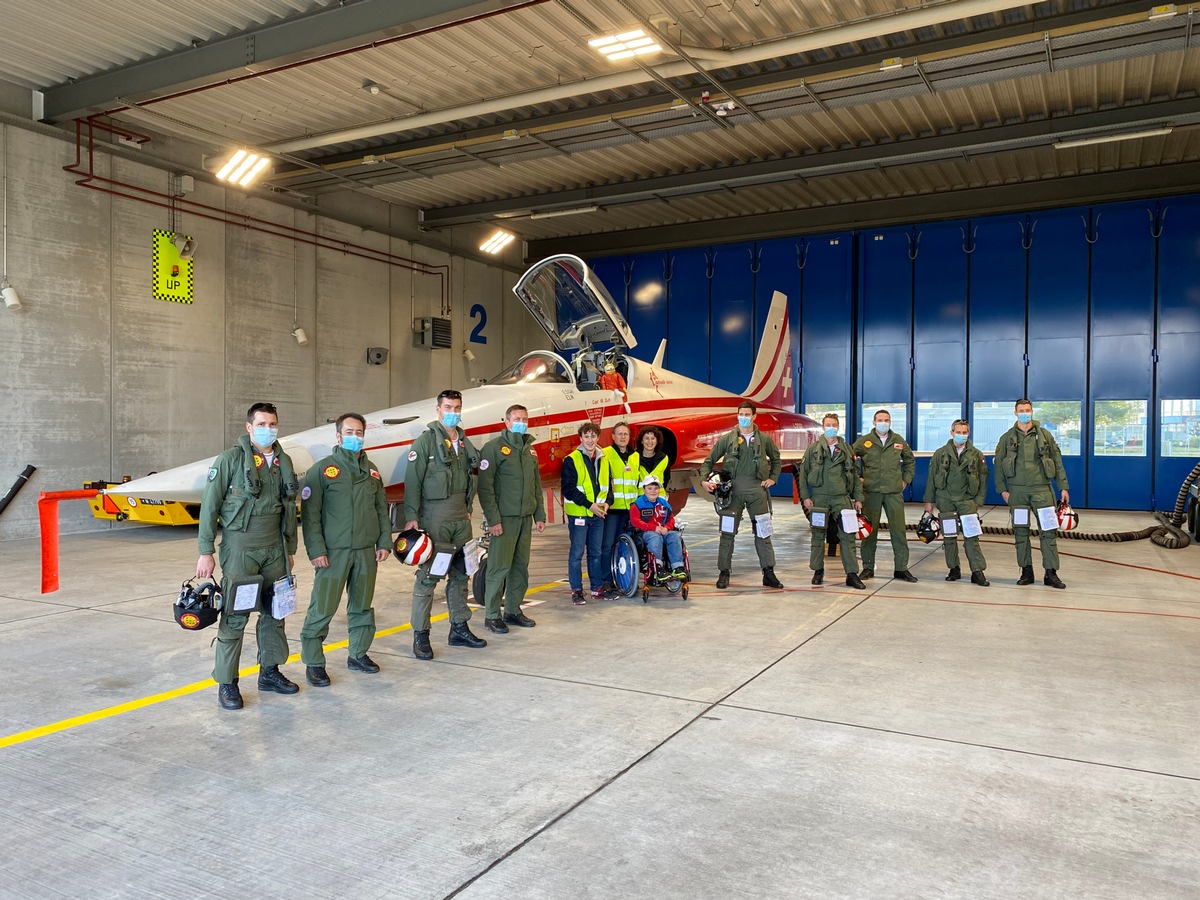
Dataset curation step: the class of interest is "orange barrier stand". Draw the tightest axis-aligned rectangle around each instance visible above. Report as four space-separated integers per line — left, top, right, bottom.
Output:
39 489 99 594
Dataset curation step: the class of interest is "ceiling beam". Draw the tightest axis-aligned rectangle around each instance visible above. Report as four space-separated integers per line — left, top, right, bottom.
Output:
525 163 1200 258
39 0 534 122
419 97 1200 227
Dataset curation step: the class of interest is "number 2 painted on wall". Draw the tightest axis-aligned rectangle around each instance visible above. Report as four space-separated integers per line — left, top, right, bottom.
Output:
469 303 488 344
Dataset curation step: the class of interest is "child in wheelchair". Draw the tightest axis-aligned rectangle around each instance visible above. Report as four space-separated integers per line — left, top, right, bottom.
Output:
629 474 688 582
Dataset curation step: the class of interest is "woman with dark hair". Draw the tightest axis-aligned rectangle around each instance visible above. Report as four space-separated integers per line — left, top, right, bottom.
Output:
635 425 671 487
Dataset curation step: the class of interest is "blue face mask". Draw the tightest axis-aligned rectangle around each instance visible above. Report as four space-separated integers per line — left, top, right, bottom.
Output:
824 427 838 440
875 422 889 436
252 426 277 447
510 421 528 435
1017 412 1032 425
738 415 752 429
442 412 462 428
953 433 968 445
341 435 364 453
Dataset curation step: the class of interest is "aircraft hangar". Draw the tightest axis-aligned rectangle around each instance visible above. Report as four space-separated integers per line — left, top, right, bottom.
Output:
1 1 1199 897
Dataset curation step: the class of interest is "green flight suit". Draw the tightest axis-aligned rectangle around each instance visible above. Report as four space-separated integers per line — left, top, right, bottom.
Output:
477 428 546 618
701 425 782 571
299 445 392 665
198 435 300 685
799 437 863 574
923 439 989 574
994 419 1068 571
404 420 480 631
852 430 915 570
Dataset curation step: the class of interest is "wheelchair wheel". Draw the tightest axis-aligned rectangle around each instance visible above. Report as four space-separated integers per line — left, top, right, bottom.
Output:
682 585 689 600
611 533 640 598
642 586 650 603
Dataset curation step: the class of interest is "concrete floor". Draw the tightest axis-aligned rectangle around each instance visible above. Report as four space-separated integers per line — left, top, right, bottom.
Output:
1 504 1198 899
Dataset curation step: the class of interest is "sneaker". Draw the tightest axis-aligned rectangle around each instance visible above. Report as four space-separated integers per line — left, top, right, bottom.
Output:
671 567 688 581
592 587 619 601
571 590 587 605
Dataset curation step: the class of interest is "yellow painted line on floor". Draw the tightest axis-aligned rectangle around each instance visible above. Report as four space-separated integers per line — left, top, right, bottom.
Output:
0 605 462 751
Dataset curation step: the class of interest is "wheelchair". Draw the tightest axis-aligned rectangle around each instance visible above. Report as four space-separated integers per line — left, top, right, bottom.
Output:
609 525 690 603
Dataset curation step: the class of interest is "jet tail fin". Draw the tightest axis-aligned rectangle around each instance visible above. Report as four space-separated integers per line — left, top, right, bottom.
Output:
651 339 667 369
741 290 795 410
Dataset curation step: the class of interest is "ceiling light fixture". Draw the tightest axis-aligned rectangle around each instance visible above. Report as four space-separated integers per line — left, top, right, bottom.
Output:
480 230 515 254
528 205 600 220
880 57 904 71
1054 126 1174 149
214 149 271 188
589 30 662 62
1148 4 1178 19
1 278 21 311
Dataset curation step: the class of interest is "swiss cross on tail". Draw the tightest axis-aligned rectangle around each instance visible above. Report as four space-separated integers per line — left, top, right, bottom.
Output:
742 290 796 410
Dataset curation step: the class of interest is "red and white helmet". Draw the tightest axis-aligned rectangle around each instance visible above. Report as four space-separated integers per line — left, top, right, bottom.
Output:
1057 502 1079 531
855 514 873 540
916 512 942 544
393 528 435 566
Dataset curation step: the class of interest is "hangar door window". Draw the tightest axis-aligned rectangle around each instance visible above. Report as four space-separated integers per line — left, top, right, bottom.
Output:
1094 400 1147 457
1160 400 1200 458
860 403 907 440
971 401 1081 455
805 403 846 434
916 402 961 450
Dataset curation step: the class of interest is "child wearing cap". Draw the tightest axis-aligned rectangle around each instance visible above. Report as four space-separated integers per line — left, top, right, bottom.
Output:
629 475 686 579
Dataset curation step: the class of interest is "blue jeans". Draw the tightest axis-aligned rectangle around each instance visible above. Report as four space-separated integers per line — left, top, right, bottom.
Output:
600 509 630 581
568 515 605 591
643 530 683 568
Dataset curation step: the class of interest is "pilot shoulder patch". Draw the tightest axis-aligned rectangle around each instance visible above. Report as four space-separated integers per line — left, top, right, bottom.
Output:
323 465 340 479
207 467 218 481
500 446 512 456
479 459 490 470
407 450 418 461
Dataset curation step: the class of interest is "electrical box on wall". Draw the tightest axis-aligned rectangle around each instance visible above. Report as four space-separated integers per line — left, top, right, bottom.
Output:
413 316 452 349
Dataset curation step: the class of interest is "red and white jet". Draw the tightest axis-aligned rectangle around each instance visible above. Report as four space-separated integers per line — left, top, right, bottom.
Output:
104 255 820 512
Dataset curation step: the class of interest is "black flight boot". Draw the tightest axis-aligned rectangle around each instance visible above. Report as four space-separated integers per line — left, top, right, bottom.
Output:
1043 569 1066 589
305 665 331 687
762 567 784 589
1016 565 1035 586
448 621 487 648
484 617 509 634
945 566 961 582
347 654 380 673
217 681 243 710
894 570 918 583
715 570 730 590
970 571 990 587
860 567 874 580
258 665 299 694
413 630 434 660
504 610 537 628
811 569 824 585
846 573 866 590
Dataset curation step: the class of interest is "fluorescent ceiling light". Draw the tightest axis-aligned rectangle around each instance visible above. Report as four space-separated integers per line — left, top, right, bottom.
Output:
1054 126 1173 149
880 57 904 71
589 30 661 61
480 230 515 254
215 149 271 187
1148 4 1178 19
529 205 600 220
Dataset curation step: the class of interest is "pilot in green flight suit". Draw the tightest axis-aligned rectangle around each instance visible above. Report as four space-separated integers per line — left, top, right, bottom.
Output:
799 413 865 589
993 399 1069 589
923 419 990 586
476 403 546 633
700 400 784 591
299 412 393 686
851 408 917 582
195 402 300 711
403 389 488 659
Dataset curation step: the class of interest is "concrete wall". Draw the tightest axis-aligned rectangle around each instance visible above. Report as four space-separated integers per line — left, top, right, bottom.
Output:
0 122 536 540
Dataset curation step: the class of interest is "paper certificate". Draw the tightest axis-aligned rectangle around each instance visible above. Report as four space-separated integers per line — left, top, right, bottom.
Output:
720 515 737 534
810 510 826 529
1037 506 1059 531
941 517 958 536
840 509 858 533
271 577 297 619
233 581 260 611
754 515 773 539
430 551 454 577
960 514 982 538
1012 507 1030 527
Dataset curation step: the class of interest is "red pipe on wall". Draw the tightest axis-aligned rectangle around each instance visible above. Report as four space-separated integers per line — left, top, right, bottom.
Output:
65 118 452 311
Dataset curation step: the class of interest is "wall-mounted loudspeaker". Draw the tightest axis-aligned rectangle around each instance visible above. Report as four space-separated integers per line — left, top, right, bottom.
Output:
366 347 389 366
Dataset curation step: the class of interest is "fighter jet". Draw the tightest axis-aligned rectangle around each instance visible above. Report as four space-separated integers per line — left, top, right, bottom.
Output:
102 254 820 514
